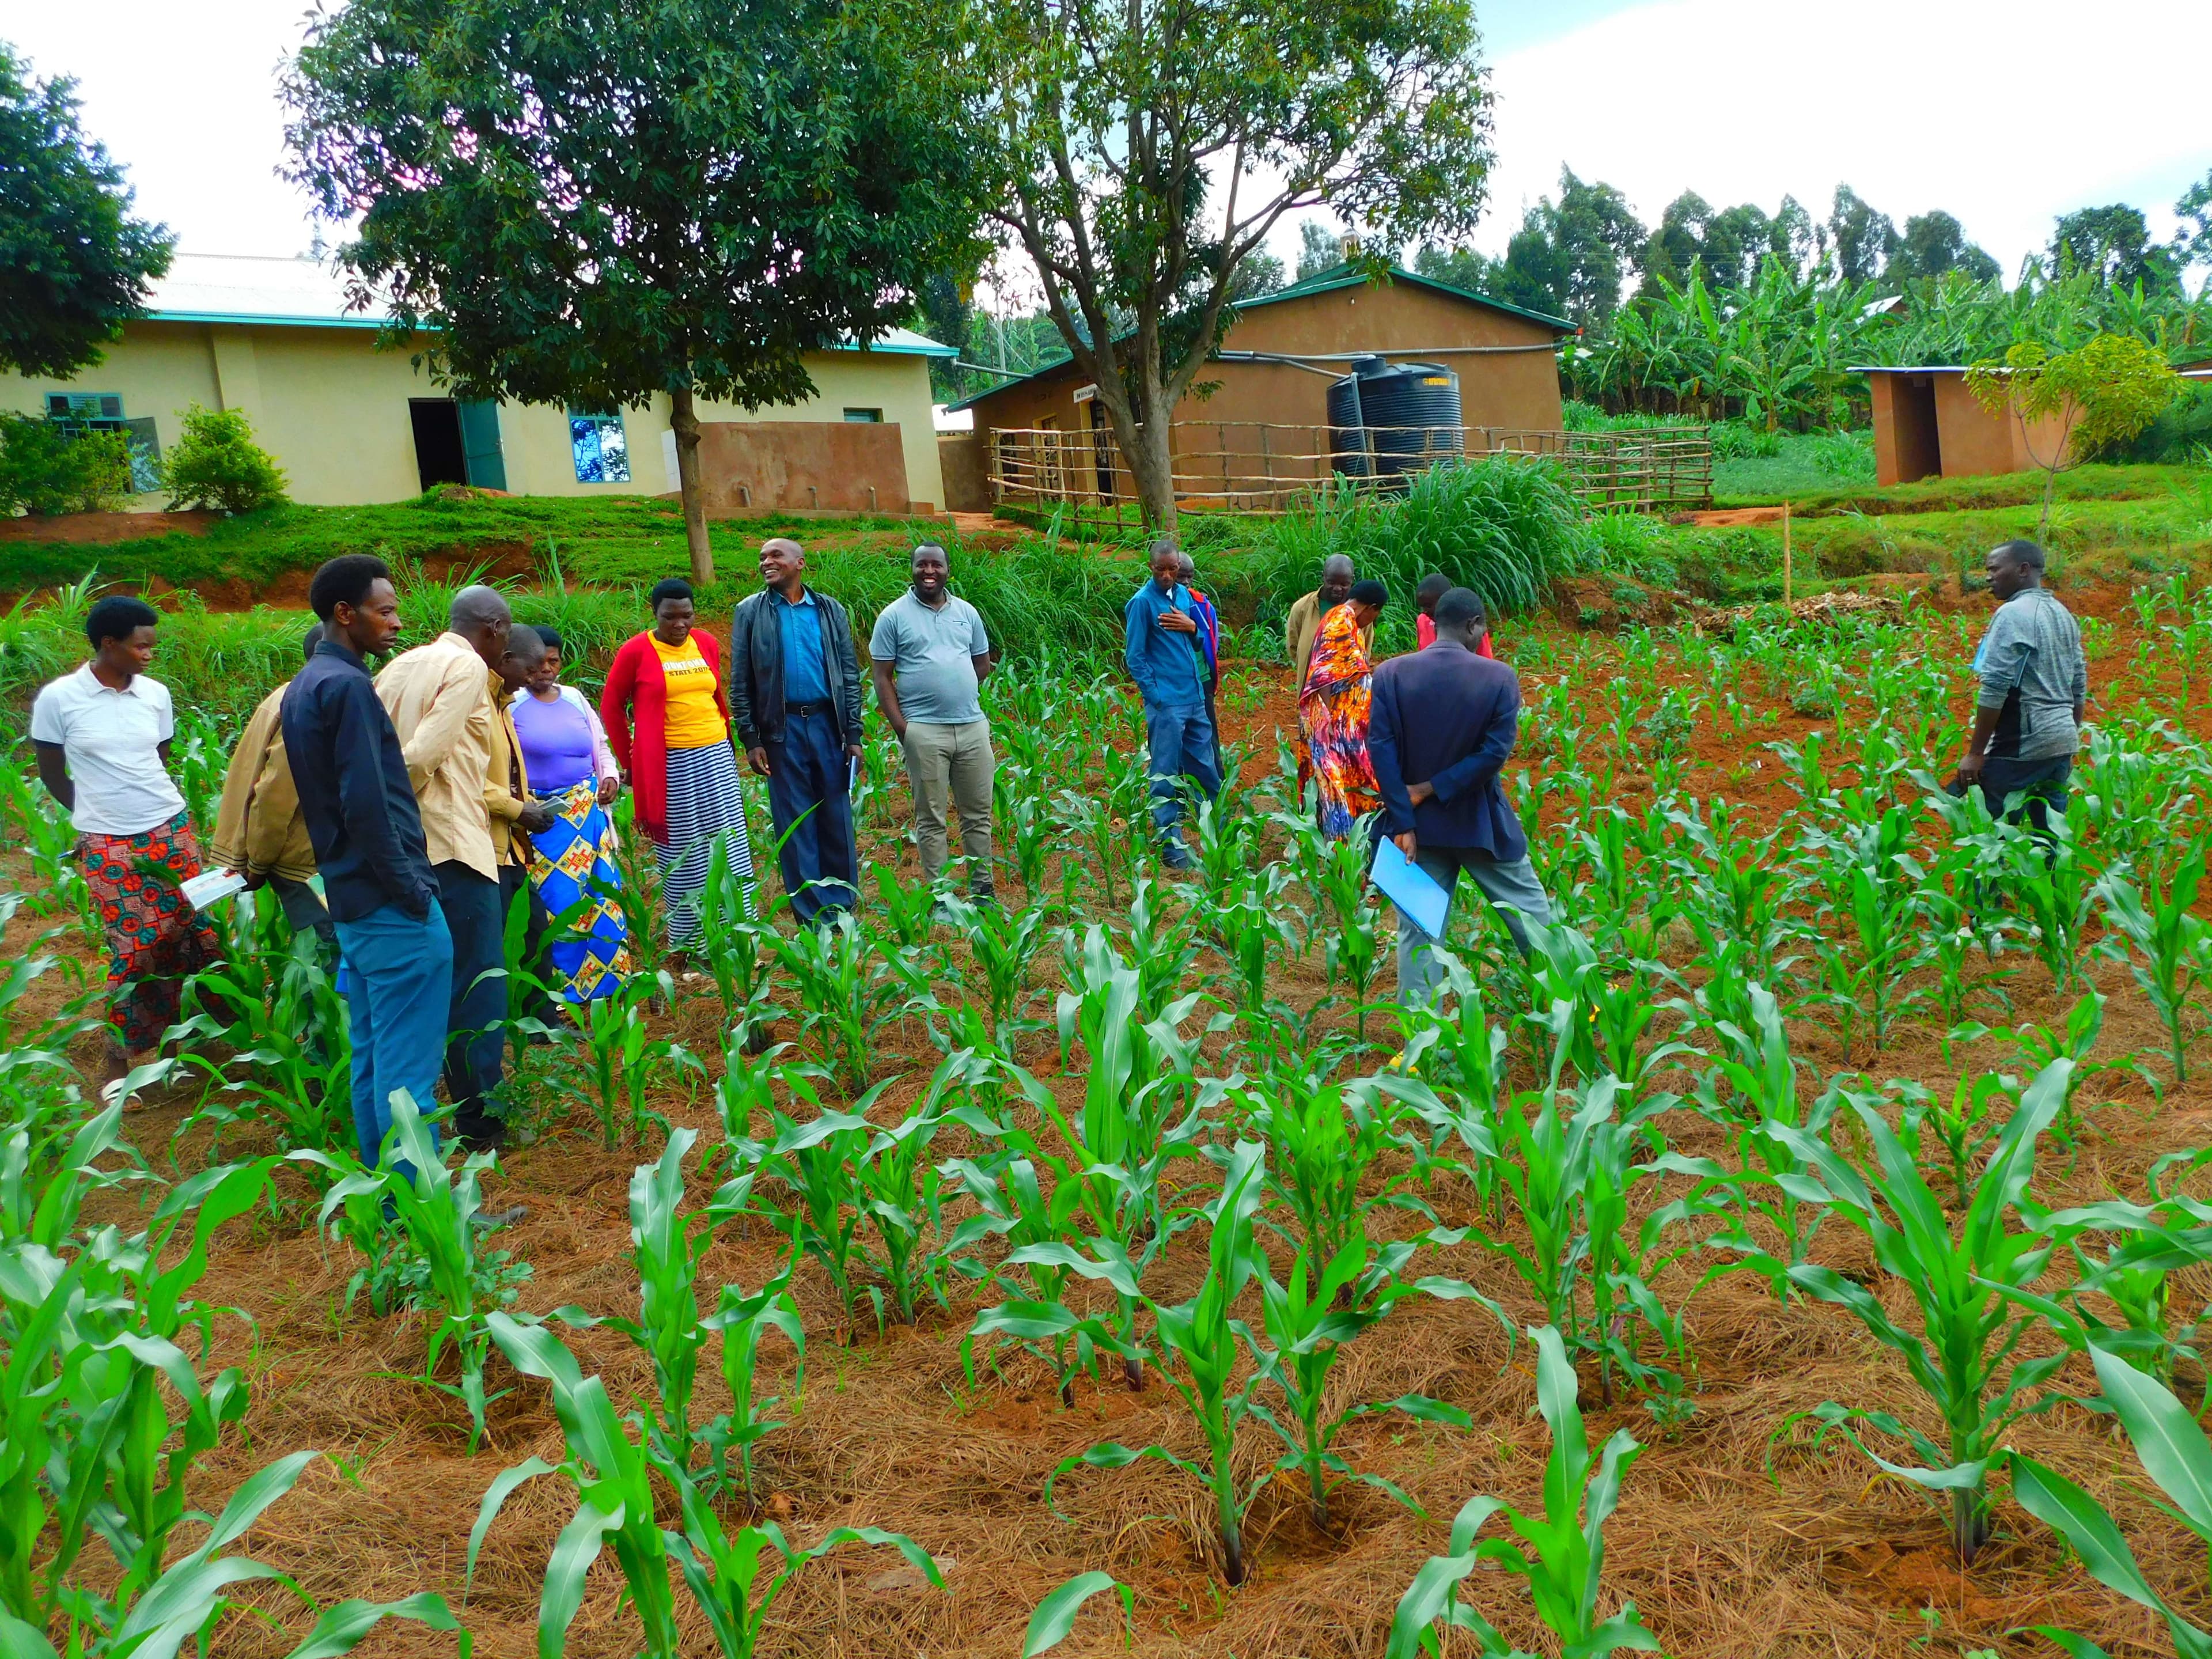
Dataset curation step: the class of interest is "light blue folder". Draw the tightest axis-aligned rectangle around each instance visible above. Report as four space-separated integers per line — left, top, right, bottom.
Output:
1370 836 1452 940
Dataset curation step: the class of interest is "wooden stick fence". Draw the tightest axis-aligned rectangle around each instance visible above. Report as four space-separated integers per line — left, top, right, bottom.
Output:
986 422 1714 529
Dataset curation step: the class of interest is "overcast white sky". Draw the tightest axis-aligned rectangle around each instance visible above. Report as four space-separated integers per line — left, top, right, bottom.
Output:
8 0 2209 291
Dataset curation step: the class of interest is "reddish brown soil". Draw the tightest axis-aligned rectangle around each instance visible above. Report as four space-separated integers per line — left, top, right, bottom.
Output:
0 509 224 543
17 599 2212 1659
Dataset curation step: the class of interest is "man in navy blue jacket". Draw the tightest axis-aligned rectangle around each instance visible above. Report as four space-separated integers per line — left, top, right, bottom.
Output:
1123 540 1221 867
1369 586 1552 1002
282 554 453 1165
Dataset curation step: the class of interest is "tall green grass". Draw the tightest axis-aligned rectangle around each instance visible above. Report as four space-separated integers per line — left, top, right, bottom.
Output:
1249 457 1590 620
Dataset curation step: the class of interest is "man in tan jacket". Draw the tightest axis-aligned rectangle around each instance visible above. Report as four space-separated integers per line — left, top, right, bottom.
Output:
213 626 335 957
376 584 538 1153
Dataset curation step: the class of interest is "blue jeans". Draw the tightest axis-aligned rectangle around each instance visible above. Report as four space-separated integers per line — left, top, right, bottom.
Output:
435 861 506 1135
766 706 857 925
332 900 453 1166
1144 700 1222 849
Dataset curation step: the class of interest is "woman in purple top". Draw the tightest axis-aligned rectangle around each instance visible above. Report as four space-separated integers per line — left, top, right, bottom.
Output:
510 629 632 1004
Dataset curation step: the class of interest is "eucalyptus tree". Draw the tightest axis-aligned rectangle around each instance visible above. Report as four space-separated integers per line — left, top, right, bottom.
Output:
282 0 986 583
969 0 1495 531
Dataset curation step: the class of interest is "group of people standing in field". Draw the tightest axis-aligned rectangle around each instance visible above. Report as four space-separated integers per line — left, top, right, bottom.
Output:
27 524 2085 1167
28 535 999 1169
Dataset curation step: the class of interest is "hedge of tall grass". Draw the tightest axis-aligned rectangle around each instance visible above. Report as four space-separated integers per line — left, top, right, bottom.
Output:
1248 456 1590 621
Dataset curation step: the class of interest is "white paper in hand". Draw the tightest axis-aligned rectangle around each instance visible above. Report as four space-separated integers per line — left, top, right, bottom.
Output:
180 869 248 912
1369 837 1451 940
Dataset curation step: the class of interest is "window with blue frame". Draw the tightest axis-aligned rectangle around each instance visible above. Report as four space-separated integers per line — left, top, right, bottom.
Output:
568 411 631 483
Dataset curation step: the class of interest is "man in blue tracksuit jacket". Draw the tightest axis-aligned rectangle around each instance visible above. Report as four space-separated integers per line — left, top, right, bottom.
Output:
1122 539 1221 867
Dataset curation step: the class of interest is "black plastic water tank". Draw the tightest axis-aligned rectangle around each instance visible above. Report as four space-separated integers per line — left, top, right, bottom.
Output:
1326 356 1463 482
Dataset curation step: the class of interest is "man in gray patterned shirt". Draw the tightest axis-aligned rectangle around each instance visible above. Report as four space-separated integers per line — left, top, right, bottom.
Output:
1953 539 2087 836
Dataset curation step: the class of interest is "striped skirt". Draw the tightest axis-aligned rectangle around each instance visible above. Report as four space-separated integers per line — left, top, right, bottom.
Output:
657 741 757 948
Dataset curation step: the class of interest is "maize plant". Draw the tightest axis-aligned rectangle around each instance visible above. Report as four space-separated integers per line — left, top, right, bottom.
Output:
2008 1343 2212 1659
946 1141 1096 1405
2094 847 2211 1080
1385 1325 1657 1658
1771 1058 2075 1563
777 911 923 1092
600 1128 717 1472
298 1091 527 1448
698 839 781 1044
1237 1059 1437 1267
940 892 1051 1041
871 863 940 952
702 1257 805 1501
562 967 699 1147
1251 1215 1499 1529
0 1446 463 1659
753 1078 895 1325
170 926 352 1160
1043 1145 1270 1585
1387 952 1512 1219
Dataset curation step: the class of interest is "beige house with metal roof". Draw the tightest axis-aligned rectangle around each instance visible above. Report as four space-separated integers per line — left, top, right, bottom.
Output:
0 253 955 513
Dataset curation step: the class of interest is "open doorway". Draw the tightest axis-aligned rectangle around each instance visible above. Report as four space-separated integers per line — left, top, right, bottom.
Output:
1889 375 1942 485
410 399 467 491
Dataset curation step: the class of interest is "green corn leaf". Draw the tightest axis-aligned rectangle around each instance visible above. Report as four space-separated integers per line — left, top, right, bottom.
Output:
281 1591 469 1659
2090 1343 2212 1536
2010 1454 2173 1623
537 1499 627 1659
1046 1442 1209 1520
1022 1571 1134 1657
467 1457 561 1592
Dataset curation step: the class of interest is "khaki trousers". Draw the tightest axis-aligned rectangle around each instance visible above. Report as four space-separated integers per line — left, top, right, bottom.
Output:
900 718 995 891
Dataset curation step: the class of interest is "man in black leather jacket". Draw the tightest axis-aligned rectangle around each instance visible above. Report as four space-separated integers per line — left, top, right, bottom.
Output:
728 537 865 922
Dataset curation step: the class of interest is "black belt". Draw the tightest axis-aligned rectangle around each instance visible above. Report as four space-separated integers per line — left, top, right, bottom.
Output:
785 700 832 718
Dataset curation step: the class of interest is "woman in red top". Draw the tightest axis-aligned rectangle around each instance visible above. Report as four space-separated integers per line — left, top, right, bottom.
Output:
600 579 757 955
1416 572 1494 656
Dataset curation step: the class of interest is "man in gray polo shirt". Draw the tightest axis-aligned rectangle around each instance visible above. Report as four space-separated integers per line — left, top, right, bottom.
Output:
1953 537 2088 838
870 543 997 899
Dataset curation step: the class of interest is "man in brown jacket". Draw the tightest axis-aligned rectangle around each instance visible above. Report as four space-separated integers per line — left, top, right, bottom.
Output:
213 626 336 958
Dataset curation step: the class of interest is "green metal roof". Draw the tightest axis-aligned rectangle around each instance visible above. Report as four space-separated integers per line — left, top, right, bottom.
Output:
945 263 1573 411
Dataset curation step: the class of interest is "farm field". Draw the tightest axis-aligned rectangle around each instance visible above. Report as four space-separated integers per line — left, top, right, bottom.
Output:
13 580 2212 1659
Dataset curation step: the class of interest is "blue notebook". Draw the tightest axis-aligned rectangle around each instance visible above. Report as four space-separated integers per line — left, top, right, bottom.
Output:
1370 836 1452 940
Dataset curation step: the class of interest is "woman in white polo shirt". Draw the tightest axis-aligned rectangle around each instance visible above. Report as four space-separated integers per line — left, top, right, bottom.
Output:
31 594 222 1088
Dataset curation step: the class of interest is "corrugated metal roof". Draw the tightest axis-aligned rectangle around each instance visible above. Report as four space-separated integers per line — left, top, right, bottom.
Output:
946 262 1574 411
139 252 956 355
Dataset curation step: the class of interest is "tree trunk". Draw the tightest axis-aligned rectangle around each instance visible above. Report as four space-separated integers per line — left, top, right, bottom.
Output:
670 385 714 586
1121 410 1178 535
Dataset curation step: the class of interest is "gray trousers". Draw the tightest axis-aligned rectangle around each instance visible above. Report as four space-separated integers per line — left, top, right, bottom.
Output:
901 718 995 891
1395 844 1554 1006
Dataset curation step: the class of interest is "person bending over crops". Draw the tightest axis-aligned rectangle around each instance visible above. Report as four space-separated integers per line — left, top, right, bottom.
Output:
1369 586 1554 1002
1284 554 1363 691
1124 540 1222 869
602 578 759 956
1298 579 1388 839
213 623 338 965
282 554 452 1165
1951 539 2087 840
729 539 867 925
376 583 522 1155
32 594 225 1103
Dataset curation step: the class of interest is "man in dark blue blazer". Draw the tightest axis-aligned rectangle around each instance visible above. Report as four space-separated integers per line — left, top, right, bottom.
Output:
1368 586 1553 1002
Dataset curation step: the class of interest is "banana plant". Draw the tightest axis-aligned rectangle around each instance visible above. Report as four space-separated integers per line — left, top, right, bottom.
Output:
1385 1325 1657 1659
1043 1145 1271 1585
1770 1058 2075 1563
1249 1216 1502 1529
2007 1343 2212 1658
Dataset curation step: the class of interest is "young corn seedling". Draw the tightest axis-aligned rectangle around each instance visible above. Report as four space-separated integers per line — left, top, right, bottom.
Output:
562 967 700 1148
1385 1324 1657 1659
298 1090 526 1448
171 925 353 1161
702 1256 805 1502
853 1073 955 1327
776 911 921 1092
1044 1145 1270 1585
2093 846 2211 1081
1251 1215 1500 1530
944 1143 1095 1405
1236 1059 1437 1268
1315 831 1388 1040
2009 1343 2212 1659
755 1078 896 1327
1770 1058 2075 1563
1385 951 1511 1221
699 838 783 1044
600 1127 718 1474
995 764 1054 899
940 891 1050 1041
871 862 940 951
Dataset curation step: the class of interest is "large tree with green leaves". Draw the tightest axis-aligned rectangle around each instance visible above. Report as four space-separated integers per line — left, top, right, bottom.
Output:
282 0 986 582
0 41 172 380
969 0 1495 531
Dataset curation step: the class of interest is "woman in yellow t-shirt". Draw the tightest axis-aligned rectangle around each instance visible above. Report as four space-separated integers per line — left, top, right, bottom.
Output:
600 578 757 953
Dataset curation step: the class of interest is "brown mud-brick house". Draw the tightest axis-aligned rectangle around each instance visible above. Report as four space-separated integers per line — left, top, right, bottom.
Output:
943 263 1575 513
